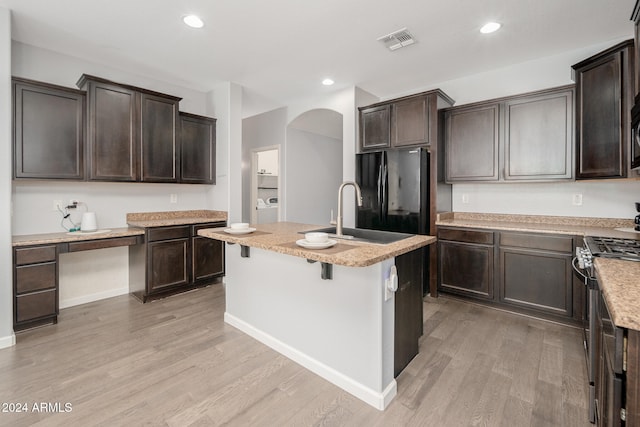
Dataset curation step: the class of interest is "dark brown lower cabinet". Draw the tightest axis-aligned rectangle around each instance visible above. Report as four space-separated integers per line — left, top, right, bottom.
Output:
148 238 190 293
498 232 573 317
130 222 225 302
192 224 225 283
438 226 581 324
394 248 423 377
13 245 59 331
437 228 495 300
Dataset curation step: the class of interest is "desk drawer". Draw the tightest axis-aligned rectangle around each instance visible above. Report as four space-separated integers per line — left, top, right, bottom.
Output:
67 235 142 252
16 289 57 323
15 245 56 266
15 262 56 294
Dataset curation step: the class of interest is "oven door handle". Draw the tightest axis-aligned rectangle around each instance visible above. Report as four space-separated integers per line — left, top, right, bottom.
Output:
572 256 588 282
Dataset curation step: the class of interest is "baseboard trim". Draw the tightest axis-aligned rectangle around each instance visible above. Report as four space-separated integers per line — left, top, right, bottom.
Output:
224 312 396 410
0 332 16 349
59 287 129 309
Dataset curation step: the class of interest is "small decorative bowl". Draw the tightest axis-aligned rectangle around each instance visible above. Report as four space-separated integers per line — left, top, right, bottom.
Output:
230 222 250 230
305 232 329 243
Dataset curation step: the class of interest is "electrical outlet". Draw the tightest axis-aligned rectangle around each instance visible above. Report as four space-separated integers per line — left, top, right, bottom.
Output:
572 193 583 206
462 193 470 204
170 194 178 204
53 199 62 211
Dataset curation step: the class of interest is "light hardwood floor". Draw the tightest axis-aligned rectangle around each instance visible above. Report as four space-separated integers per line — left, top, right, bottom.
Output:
0 283 592 426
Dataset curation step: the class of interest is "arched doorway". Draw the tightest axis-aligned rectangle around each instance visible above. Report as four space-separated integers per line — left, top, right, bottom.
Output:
286 109 343 225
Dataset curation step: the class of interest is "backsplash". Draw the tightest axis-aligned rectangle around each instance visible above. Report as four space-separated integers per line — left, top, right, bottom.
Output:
451 179 640 220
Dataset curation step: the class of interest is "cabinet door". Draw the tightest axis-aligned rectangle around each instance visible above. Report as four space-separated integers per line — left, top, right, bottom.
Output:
13 79 85 180
394 248 423 377
499 248 572 317
505 88 574 180
87 81 138 181
574 43 632 179
192 236 224 282
360 105 390 150
438 240 494 300
391 96 428 147
140 93 179 182
180 113 216 184
147 238 190 293
192 223 225 282
444 103 500 182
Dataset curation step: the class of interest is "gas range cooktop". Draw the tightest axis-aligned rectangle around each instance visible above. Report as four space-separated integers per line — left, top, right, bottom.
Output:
584 236 640 261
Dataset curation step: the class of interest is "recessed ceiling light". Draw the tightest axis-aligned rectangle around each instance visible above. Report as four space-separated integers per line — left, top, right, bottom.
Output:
322 78 335 86
480 22 501 34
183 15 204 28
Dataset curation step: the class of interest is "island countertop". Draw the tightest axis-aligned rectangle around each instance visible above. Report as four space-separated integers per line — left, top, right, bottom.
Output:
198 221 435 267
594 258 640 331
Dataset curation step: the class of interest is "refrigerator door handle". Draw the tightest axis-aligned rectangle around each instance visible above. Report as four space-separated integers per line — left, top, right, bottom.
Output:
381 162 388 221
377 162 383 212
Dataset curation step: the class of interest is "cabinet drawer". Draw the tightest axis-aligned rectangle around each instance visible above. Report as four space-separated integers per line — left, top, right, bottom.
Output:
15 263 56 293
192 222 226 233
148 226 190 242
16 289 57 323
15 245 56 266
67 235 142 252
437 228 494 245
499 232 573 253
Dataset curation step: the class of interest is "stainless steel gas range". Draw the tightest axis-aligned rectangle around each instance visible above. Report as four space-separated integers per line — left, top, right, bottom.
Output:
574 235 640 423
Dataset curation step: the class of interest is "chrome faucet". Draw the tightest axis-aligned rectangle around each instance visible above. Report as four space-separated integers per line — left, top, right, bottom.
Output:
336 181 363 237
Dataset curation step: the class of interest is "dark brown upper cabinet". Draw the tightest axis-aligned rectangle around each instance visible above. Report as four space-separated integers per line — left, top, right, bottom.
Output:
180 112 216 184
140 93 179 182
504 88 574 181
572 39 635 179
12 78 85 180
444 85 574 182
359 90 454 151
77 74 181 183
391 96 429 147
360 104 391 150
632 2 640 99
444 102 500 181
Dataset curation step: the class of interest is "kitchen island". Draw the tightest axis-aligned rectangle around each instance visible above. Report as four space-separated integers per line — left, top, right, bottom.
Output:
198 222 435 410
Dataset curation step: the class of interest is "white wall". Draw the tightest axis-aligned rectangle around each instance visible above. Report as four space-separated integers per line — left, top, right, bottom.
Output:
286 128 343 225
242 108 287 222
10 42 230 311
0 7 15 349
424 37 640 219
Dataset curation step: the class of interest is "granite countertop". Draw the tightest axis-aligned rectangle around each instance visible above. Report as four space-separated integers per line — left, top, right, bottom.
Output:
436 212 638 239
594 258 640 331
12 227 145 247
198 222 435 268
126 210 228 227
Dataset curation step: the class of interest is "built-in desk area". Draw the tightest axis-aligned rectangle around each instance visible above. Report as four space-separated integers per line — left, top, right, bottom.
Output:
12 228 145 331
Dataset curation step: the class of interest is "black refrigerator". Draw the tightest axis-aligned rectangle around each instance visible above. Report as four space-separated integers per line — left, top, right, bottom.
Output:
356 147 430 294
356 147 430 235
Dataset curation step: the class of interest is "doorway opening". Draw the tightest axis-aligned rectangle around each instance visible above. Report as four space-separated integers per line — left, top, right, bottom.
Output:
250 146 280 224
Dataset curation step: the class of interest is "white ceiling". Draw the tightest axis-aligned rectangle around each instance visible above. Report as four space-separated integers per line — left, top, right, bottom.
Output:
0 0 636 117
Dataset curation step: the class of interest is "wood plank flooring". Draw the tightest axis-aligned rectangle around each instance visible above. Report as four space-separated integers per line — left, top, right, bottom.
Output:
0 284 592 426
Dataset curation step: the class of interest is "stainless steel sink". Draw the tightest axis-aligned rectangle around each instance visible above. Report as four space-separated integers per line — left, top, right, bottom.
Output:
303 227 413 244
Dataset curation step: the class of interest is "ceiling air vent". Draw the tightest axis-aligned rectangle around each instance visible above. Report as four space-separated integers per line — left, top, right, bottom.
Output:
377 28 416 51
